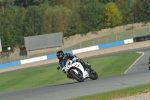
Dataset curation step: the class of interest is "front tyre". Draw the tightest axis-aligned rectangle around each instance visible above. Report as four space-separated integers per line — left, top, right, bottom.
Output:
69 70 84 82
89 69 98 80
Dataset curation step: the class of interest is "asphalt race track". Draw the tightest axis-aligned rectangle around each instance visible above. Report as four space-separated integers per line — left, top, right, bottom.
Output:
0 47 150 100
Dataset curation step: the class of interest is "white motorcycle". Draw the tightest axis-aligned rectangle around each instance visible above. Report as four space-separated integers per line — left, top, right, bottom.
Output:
57 58 98 82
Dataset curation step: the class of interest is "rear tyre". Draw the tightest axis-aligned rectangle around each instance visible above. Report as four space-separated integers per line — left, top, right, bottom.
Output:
89 69 98 80
69 70 84 82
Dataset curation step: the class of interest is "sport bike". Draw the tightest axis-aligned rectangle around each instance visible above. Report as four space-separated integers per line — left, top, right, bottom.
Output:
57 58 98 82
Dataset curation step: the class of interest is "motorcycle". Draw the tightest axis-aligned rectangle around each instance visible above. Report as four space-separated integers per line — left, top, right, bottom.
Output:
57 58 98 82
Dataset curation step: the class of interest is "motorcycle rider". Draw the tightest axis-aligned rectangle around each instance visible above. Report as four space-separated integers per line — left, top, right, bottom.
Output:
56 50 90 78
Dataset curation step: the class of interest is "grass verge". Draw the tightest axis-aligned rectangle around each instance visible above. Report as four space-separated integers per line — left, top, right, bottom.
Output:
70 83 150 100
0 52 141 92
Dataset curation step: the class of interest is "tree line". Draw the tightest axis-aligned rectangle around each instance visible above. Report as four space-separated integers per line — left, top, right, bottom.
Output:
0 0 150 52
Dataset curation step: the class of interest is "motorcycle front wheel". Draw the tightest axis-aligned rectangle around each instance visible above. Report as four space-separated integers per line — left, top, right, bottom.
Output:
69 69 84 82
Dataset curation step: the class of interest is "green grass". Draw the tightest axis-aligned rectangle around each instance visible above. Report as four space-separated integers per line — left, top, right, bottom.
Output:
70 83 150 100
0 52 141 92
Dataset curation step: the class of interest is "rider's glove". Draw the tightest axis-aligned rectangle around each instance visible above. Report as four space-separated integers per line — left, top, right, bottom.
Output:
57 67 60 70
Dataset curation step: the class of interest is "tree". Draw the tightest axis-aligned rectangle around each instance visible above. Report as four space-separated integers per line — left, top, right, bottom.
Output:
14 0 48 7
41 5 73 36
47 0 60 6
133 0 150 23
0 9 16 52
98 0 115 4
65 0 82 37
23 6 43 37
115 0 135 24
80 0 105 34
0 0 15 13
13 7 26 47
105 2 122 27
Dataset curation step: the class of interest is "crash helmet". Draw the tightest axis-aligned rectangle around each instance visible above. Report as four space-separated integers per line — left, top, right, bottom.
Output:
56 50 64 60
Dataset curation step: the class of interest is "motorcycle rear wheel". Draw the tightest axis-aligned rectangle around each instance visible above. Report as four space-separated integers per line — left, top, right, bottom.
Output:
89 69 98 80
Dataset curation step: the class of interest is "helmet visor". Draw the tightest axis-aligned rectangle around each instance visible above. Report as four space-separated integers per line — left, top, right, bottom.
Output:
57 53 63 59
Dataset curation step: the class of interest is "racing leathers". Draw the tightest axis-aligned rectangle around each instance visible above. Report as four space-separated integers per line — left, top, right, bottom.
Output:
58 53 86 68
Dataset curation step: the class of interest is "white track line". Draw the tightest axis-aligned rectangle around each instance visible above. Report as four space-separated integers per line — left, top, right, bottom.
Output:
124 52 144 74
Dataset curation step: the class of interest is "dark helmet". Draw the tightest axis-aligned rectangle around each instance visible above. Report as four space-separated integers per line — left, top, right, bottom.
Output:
56 50 64 59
